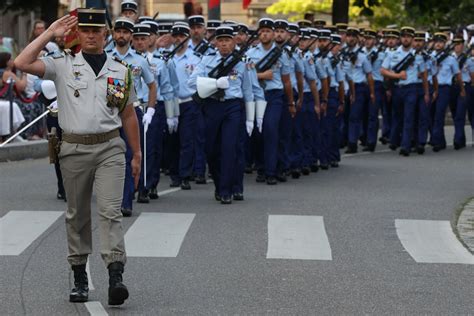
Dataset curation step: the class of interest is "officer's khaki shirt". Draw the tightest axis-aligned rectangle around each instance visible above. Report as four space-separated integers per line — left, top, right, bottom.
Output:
42 51 137 134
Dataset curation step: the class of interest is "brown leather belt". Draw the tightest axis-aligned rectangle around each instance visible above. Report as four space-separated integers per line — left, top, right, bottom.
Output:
62 129 120 145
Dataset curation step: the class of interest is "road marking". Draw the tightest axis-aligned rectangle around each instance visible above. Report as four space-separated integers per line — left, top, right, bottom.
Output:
85 261 95 291
157 187 181 196
266 215 332 260
0 211 63 255
125 213 195 257
395 219 474 264
85 301 108 316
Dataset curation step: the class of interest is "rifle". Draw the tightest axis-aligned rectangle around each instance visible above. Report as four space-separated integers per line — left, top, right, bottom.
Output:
385 51 416 89
368 44 386 64
192 31 259 103
285 37 303 58
161 35 191 62
255 35 296 73
434 43 455 65
346 46 363 64
315 42 335 59
300 37 318 56
194 33 218 55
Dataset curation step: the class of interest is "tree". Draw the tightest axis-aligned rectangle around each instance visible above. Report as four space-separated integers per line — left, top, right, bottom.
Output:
0 0 59 25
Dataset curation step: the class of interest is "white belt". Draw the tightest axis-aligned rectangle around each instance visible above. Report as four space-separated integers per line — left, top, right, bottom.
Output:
179 97 192 104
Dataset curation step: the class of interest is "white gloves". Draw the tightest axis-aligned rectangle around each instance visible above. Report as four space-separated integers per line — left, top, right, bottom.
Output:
166 118 175 134
166 117 180 134
256 118 263 133
216 76 230 89
48 100 58 112
173 117 179 133
142 107 155 134
246 120 254 137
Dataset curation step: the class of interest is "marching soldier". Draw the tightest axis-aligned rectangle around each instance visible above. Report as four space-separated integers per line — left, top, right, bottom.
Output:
430 32 464 152
15 9 141 305
344 27 375 154
246 18 296 185
107 19 157 215
189 25 255 203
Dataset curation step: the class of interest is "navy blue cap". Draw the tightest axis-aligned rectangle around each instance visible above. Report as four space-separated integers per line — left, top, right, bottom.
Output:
207 20 221 30
238 23 249 34
157 22 172 34
319 29 331 39
309 28 319 38
188 15 205 26
300 28 311 39
138 16 153 23
258 18 274 30
172 24 190 36
77 8 106 27
331 34 342 44
215 26 235 39
288 23 299 34
143 20 158 34
114 17 134 32
121 0 138 13
133 23 151 36
274 19 289 30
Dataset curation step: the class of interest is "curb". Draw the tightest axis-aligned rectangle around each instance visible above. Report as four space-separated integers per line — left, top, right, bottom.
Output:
453 197 474 255
0 140 48 162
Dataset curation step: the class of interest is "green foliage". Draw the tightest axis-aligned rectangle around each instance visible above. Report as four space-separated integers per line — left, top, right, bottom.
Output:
0 0 44 13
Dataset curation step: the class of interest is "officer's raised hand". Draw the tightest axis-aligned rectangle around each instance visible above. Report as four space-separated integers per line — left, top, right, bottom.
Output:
48 14 78 37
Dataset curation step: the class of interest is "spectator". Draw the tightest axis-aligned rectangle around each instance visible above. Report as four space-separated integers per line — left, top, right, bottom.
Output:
29 20 59 53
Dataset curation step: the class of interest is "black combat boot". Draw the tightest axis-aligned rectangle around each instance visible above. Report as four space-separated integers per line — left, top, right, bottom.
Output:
70 264 89 303
108 262 129 306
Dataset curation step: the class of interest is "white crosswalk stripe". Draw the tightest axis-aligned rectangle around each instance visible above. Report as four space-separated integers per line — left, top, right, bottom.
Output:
266 215 332 260
124 212 195 257
395 219 474 264
0 210 63 255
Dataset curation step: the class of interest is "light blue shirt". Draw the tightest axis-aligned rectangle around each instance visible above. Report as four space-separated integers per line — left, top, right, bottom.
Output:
382 47 425 86
188 51 254 102
246 43 291 91
288 50 304 89
107 47 154 101
142 51 174 102
431 51 459 86
346 46 372 84
453 53 473 83
172 48 201 99
326 52 344 88
363 46 386 82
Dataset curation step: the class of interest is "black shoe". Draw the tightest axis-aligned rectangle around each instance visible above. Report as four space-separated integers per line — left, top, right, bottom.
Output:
170 179 180 187
379 136 388 145
291 168 301 179
454 142 466 150
416 146 425 155
121 208 132 217
310 164 319 173
233 193 244 201
276 172 287 182
137 190 149 203
399 148 410 157
221 196 232 204
214 191 221 201
266 176 277 185
432 144 446 152
389 144 398 151
362 144 375 152
345 144 357 154
195 175 207 184
244 166 253 174
256 174 266 183
108 262 129 306
148 188 159 200
320 164 329 170
330 161 339 168
302 167 311 175
181 179 191 190
189 174 196 181
70 264 89 303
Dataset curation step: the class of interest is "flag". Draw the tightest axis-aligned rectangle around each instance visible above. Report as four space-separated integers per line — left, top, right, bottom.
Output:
64 9 81 53
243 0 251 9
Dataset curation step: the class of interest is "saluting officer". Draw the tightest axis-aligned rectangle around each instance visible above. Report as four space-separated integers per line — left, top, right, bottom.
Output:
15 9 141 305
107 18 157 216
189 25 255 203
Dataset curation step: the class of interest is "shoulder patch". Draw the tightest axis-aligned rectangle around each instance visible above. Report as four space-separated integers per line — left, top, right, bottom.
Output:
194 51 203 58
45 50 64 59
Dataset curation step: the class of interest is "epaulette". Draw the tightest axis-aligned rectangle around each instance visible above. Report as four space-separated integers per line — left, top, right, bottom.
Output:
134 50 146 59
45 50 65 59
113 56 128 67
194 51 203 58
206 52 217 56
153 54 162 59
105 48 113 54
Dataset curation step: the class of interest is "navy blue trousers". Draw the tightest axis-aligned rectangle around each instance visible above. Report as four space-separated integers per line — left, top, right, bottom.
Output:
233 103 246 195
390 84 418 150
203 98 242 198
451 83 473 145
194 108 207 176
321 88 342 165
432 85 452 147
348 83 370 146
301 92 315 167
366 81 384 146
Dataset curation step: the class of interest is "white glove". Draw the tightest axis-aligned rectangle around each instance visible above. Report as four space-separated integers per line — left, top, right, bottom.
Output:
166 118 175 134
142 107 155 126
48 100 58 112
256 118 263 133
216 76 230 89
246 120 254 137
172 117 179 133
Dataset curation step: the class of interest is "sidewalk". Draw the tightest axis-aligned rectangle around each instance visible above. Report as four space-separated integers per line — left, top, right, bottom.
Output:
0 138 48 162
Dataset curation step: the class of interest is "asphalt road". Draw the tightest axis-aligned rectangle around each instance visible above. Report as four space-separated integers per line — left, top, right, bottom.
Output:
1 127 473 315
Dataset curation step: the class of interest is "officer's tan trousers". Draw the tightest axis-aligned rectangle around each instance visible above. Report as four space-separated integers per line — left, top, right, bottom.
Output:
59 136 127 267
